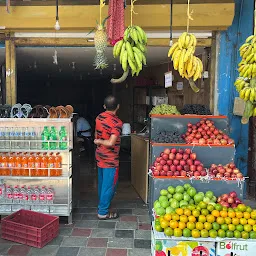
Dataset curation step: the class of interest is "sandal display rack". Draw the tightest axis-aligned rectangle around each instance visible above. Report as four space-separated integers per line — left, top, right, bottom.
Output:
0 118 73 224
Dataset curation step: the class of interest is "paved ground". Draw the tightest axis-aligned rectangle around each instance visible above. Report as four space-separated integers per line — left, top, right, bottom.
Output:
0 153 152 256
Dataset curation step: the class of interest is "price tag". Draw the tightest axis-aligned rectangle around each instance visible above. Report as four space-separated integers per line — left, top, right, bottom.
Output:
177 82 183 90
165 71 172 88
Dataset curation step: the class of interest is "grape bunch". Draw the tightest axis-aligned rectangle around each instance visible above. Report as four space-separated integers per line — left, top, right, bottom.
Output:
153 130 185 143
180 104 212 115
150 104 180 115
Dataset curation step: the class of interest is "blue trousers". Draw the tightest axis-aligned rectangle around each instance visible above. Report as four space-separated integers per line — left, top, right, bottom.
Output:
98 167 119 215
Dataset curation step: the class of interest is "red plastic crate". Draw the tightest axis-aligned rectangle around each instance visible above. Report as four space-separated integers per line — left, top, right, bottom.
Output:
1 209 59 248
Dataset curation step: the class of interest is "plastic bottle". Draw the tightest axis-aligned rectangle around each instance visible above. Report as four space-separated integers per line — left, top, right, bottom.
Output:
31 186 40 212
28 153 35 177
34 153 41 176
1 153 9 176
41 126 50 150
59 126 68 150
26 186 33 206
5 185 13 212
30 127 37 150
41 153 48 176
48 153 55 176
47 186 54 204
8 153 15 176
4 127 10 150
39 186 48 212
21 153 29 176
0 128 4 149
14 153 22 176
54 153 62 176
18 128 24 149
20 185 29 209
9 128 15 150
13 185 20 204
0 183 6 203
49 126 58 150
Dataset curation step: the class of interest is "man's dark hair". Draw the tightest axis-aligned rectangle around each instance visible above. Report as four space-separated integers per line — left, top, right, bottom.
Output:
104 95 119 111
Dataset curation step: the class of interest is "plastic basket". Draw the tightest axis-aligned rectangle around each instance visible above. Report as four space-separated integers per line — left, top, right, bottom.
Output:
1 209 59 248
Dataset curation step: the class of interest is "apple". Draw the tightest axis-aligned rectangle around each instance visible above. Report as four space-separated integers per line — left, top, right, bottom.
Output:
180 160 186 166
231 174 237 178
163 165 170 172
160 160 167 166
153 170 160 176
236 173 243 179
167 160 173 166
213 139 221 145
212 169 218 175
187 122 192 127
185 132 190 136
187 159 193 166
228 139 234 145
199 138 206 144
213 129 219 135
226 168 233 174
224 173 231 178
162 154 169 161
171 148 177 154
197 165 203 172
160 152 164 157
156 165 163 171
233 169 239 174
207 139 213 144
177 165 183 171
167 171 174 176
229 163 235 169
227 197 234 204
187 128 192 133
198 127 203 132
156 157 162 163
194 160 201 166
190 165 196 172
173 159 179 166
229 191 237 198
184 148 191 154
160 170 166 176
217 134 223 140
183 153 189 160
180 170 187 177
178 149 184 154
164 148 171 155
194 171 201 177
169 153 175 160
174 171 180 176
195 133 202 139
201 170 207 176
175 153 183 160
184 165 190 172
190 153 197 160
170 165 177 172
216 173 224 178
219 168 225 174
221 194 229 201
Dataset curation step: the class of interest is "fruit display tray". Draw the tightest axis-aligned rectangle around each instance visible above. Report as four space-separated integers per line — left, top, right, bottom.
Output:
148 176 245 219
150 144 235 167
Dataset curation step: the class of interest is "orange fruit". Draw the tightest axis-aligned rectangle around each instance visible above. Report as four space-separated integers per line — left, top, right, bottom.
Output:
176 208 183 215
220 211 228 218
188 216 196 223
236 211 243 219
251 211 256 220
240 218 248 225
204 222 212 231
228 224 236 231
192 209 200 218
187 222 196 230
244 224 253 232
180 215 188 223
198 215 206 223
160 219 170 229
178 222 186 230
192 229 201 238
172 214 180 221
206 215 215 223
196 222 204 231
244 212 251 220
232 217 240 225
212 210 220 218
173 228 182 237
216 217 225 225
225 217 232 225
248 219 256 226
164 214 172 222
184 209 191 217
228 211 236 218
170 220 179 229
237 204 247 212
201 209 209 216
201 229 209 238
159 216 164 222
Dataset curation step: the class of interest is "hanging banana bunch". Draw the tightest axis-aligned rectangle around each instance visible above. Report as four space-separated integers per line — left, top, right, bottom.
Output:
234 35 256 123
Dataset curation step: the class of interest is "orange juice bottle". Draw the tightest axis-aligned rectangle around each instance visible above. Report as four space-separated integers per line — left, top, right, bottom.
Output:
1 153 9 176
54 153 62 176
8 153 14 176
21 153 29 176
41 153 48 176
28 153 35 176
48 153 55 176
34 153 41 176
0 154 2 176
14 153 22 176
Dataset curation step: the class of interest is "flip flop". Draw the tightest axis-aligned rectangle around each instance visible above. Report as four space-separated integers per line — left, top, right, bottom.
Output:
98 212 119 220
59 106 69 118
65 105 74 117
49 107 58 118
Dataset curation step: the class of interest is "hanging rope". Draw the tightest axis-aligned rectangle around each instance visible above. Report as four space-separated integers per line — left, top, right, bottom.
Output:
99 0 105 25
130 0 138 27
186 0 194 33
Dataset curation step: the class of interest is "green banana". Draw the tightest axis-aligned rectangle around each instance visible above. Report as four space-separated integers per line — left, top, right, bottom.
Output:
125 41 135 62
121 51 128 71
134 52 142 70
119 43 126 64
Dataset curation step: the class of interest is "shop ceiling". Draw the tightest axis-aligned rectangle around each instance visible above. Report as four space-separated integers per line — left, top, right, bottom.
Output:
0 0 234 6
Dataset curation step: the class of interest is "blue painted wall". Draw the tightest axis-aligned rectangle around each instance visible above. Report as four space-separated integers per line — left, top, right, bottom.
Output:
217 0 254 177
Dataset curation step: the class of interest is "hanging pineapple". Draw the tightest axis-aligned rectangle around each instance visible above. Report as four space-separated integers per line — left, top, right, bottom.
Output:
92 0 109 70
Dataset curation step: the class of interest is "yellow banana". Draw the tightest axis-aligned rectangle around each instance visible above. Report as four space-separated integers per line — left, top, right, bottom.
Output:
119 43 126 64
123 27 130 42
238 65 246 73
253 107 256 116
172 49 182 61
250 88 255 102
186 56 193 75
137 42 146 53
239 88 247 99
240 43 250 51
246 52 254 63
246 35 254 43
244 88 251 101
168 42 179 57
243 45 253 59
178 32 187 48
190 34 197 47
184 47 194 63
135 26 147 44
247 64 253 78
193 60 201 81
197 58 203 73
185 35 190 48
128 57 137 72
113 40 123 58
121 51 128 71
130 28 138 45
188 57 198 77
178 49 186 76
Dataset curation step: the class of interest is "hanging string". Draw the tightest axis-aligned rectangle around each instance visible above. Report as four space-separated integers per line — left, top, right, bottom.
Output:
186 0 194 33
130 0 138 27
169 0 173 46
254 0 256 35
99 0 105 25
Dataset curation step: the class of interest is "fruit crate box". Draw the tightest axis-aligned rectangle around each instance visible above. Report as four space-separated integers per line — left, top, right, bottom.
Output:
150 115 228 140
1 209 59 248
216 240 256 256
150 144 235 167
148 176 244 218
151 223 216 256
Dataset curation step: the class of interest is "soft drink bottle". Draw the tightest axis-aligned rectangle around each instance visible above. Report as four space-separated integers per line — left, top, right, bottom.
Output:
30 127 37 150
48 153 55 176
54 153 62 176
4 127 10 150
49 126 58 150
41 153 48 176
1 153 9 176
23 127 30 149
19 185 27 209
34 153 41 176
31 186 40 212
26 186 33 206
47 186 54 204
0 154 2 176
39 186 48 212
13 185 20 203
21 153 29 176
41 126 50 150
28 153 35 176
0 128 4 149
59 126 68 150
14 153 22 176
8 153 14 176
5 185 13 211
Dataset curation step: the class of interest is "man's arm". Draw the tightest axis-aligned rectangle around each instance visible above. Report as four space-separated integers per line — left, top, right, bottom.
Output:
94 134 118 148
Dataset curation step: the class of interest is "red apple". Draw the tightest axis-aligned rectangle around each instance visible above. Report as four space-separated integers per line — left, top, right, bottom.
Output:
184 148 191 154
224 173 231 178
160 152 164 157
153 170 160 176
195 133 202 139
228 139 234 145
163 165 170 172
194 171 201 177
173 159 179 166
174 171 180 176
199 138 206 145
190 153 197 160
190 165 196 172
176 153 183 160
231 174 237 178
187 122 192 127
184 165 190 172
164 148 171 155
198 127 203 132
233 169 239 174
207 139 213 144
156 165 163 171
219 168 225 174
162 154 169 161
170 165 177 172
213 139 221 145
167 171 174 176
169 153 175 160
187 159 193 166
212 169 218 175
231 203 238 208
167 160 173 166
180 160 186 166
216 173 224 178
227 197 234 204
229 191 237 198
236 173 243 179
201 170 207 176
160 170 166 176
213 129 219 135
229 163 235 169
187 128 192 133
183 153 189 160
197 165 203 172
178 149 184 154
221 194 229 201
226 168 233 174
160 160 167 166
171 148 177 154
217 134 223 140
177 165 183 171
194 160 201 166
156 157 162 163
180 170 187 177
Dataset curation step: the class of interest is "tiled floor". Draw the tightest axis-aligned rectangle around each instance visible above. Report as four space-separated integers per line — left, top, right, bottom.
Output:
0 153 152 256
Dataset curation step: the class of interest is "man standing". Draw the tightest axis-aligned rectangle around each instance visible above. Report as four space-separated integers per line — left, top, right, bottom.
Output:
94 95 123 220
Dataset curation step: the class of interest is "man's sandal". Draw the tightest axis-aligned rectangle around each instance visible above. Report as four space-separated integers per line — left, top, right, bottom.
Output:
98 212 119 220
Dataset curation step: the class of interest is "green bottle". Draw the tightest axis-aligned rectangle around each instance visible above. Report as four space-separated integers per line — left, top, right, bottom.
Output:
41 126 50 150
59 126 68 150
49 126 58 150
